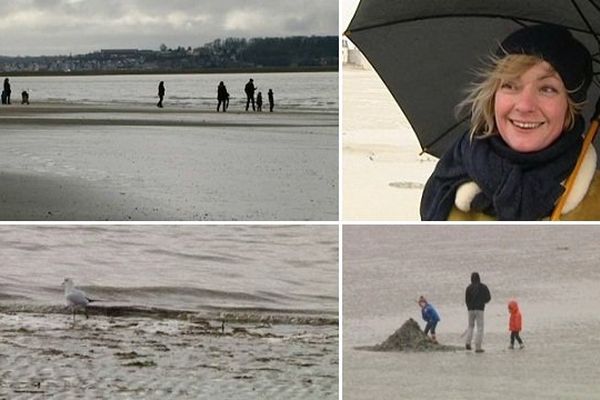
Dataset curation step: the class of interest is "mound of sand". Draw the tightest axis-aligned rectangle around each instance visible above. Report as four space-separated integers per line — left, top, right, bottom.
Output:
356 318 462 352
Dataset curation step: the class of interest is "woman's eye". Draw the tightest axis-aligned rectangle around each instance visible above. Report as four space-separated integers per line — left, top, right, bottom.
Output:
541 86 559 94
501 82 517 90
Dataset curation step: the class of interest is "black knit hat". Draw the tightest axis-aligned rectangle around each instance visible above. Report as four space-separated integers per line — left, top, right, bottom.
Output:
498 24 593 103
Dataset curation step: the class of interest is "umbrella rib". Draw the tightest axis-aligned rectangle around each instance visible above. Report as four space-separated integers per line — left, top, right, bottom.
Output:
572 0 600 51
421 116 469 155
584 0 600 14
346 13 598 36
573 0 600 96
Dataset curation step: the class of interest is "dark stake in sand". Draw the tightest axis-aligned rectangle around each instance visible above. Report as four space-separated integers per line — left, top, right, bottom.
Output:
356 318 462 352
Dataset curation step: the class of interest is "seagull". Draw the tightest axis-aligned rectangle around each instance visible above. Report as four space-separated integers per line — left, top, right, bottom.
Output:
61 278 98 323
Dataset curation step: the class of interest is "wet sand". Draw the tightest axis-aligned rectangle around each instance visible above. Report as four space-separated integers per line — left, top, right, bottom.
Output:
344 225 600 399
0 312 338 399
0 103 338 221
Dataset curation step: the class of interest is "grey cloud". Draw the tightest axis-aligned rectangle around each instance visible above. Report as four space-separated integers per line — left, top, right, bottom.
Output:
0 0 337 56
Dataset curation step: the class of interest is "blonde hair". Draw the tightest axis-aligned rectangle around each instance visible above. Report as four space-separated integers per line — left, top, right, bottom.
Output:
457 54 583 139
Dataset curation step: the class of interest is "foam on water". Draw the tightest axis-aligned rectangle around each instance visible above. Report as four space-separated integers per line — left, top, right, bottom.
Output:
0 225 338 323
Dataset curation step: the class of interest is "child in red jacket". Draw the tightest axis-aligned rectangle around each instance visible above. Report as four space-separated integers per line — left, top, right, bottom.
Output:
508 300 524 349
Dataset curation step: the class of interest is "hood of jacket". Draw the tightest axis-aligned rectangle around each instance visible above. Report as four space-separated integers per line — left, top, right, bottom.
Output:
471 272 481 284
508 300 519 314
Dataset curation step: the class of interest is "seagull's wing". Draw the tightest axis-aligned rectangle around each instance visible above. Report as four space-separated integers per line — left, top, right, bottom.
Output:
66 289 90 307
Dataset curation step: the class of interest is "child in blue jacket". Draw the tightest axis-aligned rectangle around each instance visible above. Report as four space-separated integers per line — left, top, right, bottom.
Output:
418 295 441 343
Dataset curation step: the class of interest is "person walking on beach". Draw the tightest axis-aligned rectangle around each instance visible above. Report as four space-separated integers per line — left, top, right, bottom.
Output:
508 299 525 349
465 272 491 353
256 92 263 112
157 81 165 108
244 78 256 111
217 81 229 112
417 295 440 343
3 78 11 104
268 89 274 112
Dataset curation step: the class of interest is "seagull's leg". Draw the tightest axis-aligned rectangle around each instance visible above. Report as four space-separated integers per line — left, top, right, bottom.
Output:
85 307 89 319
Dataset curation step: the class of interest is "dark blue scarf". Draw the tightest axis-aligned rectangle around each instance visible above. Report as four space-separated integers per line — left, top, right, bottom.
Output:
420 117 585 221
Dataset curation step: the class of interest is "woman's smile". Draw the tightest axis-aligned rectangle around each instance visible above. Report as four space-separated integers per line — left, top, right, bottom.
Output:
509 119 545 130
495 61 569 152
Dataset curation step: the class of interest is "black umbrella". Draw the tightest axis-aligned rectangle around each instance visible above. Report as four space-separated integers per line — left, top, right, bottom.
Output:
344 0 600 158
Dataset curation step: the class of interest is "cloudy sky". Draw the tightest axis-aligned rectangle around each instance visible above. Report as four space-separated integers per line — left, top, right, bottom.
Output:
0 0 338 56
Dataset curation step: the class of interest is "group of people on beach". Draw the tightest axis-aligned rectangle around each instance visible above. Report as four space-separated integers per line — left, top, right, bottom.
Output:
1 77 30 105
417 272 524 352
156 79 275 112
241 78 274 112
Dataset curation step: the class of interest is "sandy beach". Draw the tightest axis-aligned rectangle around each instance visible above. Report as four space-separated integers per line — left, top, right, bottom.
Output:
344 225 600 399
0 311 338 399
0 102 338 221
342 66 436 221
0 225 339 399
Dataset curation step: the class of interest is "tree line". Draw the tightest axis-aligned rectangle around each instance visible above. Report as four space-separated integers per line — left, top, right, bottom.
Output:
0 36 338 74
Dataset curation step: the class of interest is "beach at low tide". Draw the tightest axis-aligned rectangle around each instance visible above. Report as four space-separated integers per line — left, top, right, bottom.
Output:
0 225 339 399
0 102 337 220
342 66 435 221
0 312 338 400
344 225 600 399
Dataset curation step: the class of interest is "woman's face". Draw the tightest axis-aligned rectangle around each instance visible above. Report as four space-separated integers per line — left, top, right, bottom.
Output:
494 61 569 153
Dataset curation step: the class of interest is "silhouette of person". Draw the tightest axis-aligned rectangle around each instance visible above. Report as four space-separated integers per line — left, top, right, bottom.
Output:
217 81 229 112
268 89 274 112
3 78 11 105
256 92 263 112
244 78 256 111
21 90 29 105
157 81 165 108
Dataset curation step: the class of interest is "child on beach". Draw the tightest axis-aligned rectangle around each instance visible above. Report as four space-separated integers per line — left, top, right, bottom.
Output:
268 89 274 112
417 295 440 343
508 300 525 349
256 92 263 112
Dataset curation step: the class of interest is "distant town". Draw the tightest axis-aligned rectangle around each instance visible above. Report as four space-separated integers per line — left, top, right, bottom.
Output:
0 36 338 75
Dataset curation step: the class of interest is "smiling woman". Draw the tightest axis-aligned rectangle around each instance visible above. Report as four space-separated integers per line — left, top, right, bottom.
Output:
420 23 600 221
492 58 571 153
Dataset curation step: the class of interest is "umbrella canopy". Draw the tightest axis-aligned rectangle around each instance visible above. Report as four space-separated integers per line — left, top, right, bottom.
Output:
345 0 600 157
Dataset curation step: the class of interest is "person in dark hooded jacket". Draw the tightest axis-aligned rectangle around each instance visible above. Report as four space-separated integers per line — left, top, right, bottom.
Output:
464 272 491 352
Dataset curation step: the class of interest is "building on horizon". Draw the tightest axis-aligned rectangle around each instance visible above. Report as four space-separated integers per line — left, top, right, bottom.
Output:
342 39 370 69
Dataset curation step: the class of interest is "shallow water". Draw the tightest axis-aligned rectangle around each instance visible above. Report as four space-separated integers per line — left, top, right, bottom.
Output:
343 225 600 399
0 225 338 321
8 72 338 112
